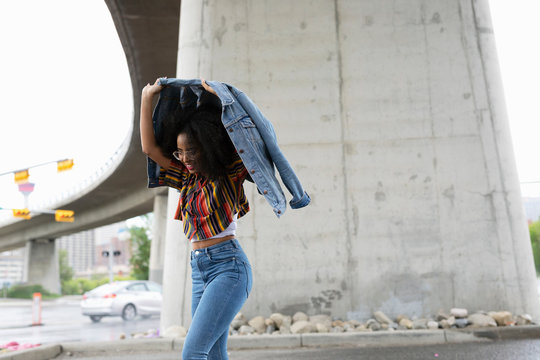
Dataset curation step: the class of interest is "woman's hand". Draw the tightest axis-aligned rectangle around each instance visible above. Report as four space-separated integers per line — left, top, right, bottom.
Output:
142 77 165 100
201 78 217 96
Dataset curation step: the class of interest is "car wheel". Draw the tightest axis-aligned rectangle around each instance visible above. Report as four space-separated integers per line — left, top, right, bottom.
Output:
89 315 103 323
122 304 137 321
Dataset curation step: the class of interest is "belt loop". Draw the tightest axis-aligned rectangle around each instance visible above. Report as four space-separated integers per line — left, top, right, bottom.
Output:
232 239 238 248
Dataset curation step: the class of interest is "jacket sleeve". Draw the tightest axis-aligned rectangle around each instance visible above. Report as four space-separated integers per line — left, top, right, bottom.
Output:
235 91 311 209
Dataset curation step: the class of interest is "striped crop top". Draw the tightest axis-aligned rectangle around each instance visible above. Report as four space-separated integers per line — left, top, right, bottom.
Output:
158 154 249 241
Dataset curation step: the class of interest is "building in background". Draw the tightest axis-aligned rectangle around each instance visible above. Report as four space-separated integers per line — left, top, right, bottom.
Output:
0 219 139 291
57 229 95 276
93 222 131 277
57 221 132 278
0 248 25 287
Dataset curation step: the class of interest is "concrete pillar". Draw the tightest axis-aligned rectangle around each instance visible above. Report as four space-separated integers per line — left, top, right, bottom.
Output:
25 239 60 295
169 0 540 323
160 189 192 333
149 194 168 284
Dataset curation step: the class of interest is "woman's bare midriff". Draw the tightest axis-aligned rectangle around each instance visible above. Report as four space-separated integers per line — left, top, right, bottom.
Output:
191 235 236 250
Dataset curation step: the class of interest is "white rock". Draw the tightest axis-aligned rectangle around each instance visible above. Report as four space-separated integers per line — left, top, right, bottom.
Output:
450 308 468 318
396 314 408 323
374 311 393 325
399 318 413 329
269 313 284 328
248 316 266 334
231 312 248 330
488 311 513 326
292 312 309 323
468 313 497 328
163 325 187 338
280 327 291 334
356 324 370 332
517 314 533 325
427 320 439 330
332 320 345 327
366 319 381 331
436 310 450 321
331 326 345 333
290 320 317 334
316 323 329 333
239 325 255 335
280 316 292 331
309 314 332 328
439 319 450 329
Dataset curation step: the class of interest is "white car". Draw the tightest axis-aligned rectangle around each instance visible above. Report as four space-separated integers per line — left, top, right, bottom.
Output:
81 280 162 322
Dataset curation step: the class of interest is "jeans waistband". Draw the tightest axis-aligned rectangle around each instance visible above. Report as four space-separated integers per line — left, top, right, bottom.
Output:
191 239 240 259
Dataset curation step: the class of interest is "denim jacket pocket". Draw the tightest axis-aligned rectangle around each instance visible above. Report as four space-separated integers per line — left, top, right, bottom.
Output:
239 117 263 143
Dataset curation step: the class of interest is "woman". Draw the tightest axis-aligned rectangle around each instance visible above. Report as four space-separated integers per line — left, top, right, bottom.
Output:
140 77 252 360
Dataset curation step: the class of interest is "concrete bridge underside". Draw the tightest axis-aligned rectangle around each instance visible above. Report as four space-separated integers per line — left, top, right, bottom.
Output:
0 0 538 326
0 0 180 253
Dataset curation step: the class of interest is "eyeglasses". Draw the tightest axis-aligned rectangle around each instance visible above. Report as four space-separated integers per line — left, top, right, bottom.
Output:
173 149 198 161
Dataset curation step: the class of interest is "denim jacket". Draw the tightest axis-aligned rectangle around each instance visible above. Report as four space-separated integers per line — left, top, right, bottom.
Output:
147 78 310 217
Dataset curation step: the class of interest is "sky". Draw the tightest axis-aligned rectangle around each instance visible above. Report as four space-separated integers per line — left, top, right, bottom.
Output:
0 1 539 225
0 1 132 223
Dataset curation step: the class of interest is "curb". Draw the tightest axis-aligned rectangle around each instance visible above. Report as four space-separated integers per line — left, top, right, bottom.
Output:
454 325 540 341
1 326 539 359
0 345 61 360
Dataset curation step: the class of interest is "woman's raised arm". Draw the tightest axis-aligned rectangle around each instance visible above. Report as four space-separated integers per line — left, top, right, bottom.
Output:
140 78 171 170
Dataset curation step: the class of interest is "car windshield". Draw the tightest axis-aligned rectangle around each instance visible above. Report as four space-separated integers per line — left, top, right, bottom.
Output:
126 283 148 292
146 282 163 293
89 283 127 295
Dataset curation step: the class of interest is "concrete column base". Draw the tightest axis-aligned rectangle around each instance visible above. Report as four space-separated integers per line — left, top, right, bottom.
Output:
150 193 168 285
25 239 60 295
160 188 192 333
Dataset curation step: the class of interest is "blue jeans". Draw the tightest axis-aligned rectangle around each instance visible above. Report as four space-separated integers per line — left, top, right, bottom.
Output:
182 239 253 360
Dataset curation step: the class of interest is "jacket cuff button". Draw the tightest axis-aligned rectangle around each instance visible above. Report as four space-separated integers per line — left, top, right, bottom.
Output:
250 169 255 174
263 190 268 194
229 128 234 132
239 149 244 153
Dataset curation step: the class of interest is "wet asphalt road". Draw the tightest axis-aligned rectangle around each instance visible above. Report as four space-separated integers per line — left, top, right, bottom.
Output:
0 296 160 345
53 339 540 360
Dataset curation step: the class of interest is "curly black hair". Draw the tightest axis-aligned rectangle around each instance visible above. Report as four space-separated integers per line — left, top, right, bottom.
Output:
158 102 237 180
